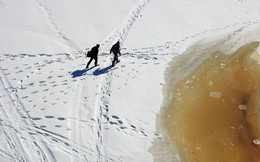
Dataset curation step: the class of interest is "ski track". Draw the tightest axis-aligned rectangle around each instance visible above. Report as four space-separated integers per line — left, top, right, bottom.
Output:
0 18 259 161
0 93 28 162
0 66 55 162
68 74 92 161
0 79 96 161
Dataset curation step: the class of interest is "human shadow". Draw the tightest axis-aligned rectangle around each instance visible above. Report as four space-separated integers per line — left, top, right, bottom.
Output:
93 65 113 76
71 66 95 78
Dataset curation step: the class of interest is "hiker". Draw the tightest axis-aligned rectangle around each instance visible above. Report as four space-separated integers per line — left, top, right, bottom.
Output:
110 41 121 67
86 44 100 68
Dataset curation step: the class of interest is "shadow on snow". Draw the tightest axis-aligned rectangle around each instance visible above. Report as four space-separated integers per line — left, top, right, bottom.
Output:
71 65 113 78
93 65 113 76
71 66 95 78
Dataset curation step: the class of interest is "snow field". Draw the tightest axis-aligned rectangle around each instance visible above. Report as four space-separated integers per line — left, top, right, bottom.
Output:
0 0 260 161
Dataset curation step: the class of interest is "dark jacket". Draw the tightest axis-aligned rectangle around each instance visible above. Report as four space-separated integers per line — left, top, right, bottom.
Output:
110 42 121 55
90 44 99 57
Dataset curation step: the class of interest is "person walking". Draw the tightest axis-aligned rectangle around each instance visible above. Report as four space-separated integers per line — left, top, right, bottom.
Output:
86 44 100 68
110 41 121 67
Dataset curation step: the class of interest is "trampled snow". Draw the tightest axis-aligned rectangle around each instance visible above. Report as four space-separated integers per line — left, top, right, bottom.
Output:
0 0 259 161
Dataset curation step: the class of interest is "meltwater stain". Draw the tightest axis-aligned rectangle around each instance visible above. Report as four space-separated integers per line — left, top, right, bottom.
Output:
165 41 260 162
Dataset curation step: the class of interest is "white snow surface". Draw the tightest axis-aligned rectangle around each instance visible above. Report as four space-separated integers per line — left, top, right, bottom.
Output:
0 0 259 161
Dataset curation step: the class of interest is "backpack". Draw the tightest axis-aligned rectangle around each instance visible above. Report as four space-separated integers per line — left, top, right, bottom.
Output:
86 51 92 57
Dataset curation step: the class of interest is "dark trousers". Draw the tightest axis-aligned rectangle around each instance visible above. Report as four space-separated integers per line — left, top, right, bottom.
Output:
112 54 119 67
86 56 98 68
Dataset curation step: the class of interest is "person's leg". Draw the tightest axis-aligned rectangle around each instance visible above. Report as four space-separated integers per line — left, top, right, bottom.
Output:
94 56 98 66
115 55 119 63
112 56 116 67
112 60 115 67
86 57 93 68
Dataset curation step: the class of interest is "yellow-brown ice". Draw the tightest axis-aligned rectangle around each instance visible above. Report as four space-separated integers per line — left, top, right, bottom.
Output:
165 41 260 162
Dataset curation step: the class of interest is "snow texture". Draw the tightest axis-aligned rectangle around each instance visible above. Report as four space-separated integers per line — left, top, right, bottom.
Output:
0 0 260 161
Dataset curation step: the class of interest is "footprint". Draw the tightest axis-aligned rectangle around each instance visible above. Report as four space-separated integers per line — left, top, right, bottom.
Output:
39 81 46 84
103 115 109 121
32 117 41 121
45 115 55 119
65 142 71 147
27 83 34 86
117 120 123 124
31 91 38 94
22 96 28 99
109 121 118 125
57 117 66 121
120 126 127 129
16 70 23 73
112 115 119 119
141 131 147 136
